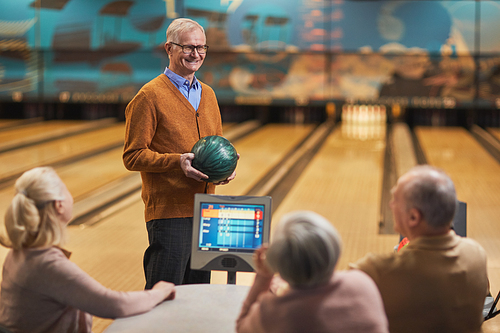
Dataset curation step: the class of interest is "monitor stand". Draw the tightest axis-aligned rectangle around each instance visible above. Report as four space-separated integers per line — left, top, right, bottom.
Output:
227 271 236 285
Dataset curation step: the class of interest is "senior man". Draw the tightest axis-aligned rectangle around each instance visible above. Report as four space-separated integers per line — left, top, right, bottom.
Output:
350 165 489 333
123 18 235 288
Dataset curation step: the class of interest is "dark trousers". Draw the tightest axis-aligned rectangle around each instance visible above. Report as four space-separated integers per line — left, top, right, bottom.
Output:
144 218 211 289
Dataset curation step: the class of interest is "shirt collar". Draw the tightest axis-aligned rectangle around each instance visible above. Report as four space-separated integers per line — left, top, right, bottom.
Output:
406 230 460 251
22 246 72 259
164 68 200 90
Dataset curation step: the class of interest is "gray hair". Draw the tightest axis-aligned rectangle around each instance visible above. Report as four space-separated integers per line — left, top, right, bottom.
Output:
402 165 457 229
266 211 342 289
166 18 205 43
1 167 67 250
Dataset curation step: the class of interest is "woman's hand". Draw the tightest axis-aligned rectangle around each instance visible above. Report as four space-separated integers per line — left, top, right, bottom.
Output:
152 281 176 301
253 246 274 278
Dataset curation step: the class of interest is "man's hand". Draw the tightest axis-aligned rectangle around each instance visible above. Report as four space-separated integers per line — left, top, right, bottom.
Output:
213 153 240 185
213 169 236 185
180 153 208 182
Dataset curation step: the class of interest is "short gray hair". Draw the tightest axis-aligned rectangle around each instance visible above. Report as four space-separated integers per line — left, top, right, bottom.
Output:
1 167 67 250
166 18 205 43
266 211 342 289
402 165 457 229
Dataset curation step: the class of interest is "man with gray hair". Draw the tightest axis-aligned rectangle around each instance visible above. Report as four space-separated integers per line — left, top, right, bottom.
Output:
350 165 489 333
123 18 235 288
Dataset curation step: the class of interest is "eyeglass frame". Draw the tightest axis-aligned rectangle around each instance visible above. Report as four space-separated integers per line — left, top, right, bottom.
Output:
170 42 209 54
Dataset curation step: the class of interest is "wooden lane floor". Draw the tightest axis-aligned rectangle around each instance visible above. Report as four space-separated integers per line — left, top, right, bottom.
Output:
489 128 500 141
222 122 236 132
0 119 31 129
0 119 115 151
0 146 131 265
415 127 500 291
415 127 500 332
0 119 128 232
0 144 130 235
62 123 315 332
0 123 125 182
271 123 399 271
0 120 81 144
216 123 315 196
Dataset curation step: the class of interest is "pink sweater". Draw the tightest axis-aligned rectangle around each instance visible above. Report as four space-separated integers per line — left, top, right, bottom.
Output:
237 270 389 333
0 247 170 333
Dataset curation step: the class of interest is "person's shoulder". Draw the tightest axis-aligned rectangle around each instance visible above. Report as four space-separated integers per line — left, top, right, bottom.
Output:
349 251 398 282
128 75 171 107
8 247 69 283
26 247 68 266
333 271 386 306
457 234 484 247
141 75 170 91
336 270 380 289
350 251 396 270
338 268 375 281
456 235 487 257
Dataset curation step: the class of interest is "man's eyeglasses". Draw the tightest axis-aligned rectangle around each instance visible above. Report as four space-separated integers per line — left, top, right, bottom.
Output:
170 42 209 54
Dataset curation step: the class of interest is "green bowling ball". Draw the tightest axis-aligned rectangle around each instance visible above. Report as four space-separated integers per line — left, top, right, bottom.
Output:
191 135 238 183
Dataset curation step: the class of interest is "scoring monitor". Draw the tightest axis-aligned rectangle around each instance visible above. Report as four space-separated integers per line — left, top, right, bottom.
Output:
191 194 272 273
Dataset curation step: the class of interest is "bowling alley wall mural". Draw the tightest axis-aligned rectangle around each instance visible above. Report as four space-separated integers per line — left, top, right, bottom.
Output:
2 0 500 109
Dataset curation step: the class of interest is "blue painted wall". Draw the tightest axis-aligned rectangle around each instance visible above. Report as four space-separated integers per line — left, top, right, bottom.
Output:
1 0 499 109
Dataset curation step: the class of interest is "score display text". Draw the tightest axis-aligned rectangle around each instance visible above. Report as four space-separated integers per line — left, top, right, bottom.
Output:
198 203 264 253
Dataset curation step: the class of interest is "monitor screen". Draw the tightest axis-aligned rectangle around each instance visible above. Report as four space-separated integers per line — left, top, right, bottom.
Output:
452 200 467 237
191 194 272 272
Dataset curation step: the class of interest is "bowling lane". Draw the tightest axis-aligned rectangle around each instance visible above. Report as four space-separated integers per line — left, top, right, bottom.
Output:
216 123 316 196
0 146 130 237
271 123 398 271
0 119 25 129
0 123 124 181
489 127 500 141
222 122 235 132
415 126 500 293
0 120 106 147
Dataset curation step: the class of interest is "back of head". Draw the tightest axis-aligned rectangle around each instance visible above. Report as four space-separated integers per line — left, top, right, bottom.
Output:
166 18 205 43
1 167 67 250
266 211 342 289
403 165 457 229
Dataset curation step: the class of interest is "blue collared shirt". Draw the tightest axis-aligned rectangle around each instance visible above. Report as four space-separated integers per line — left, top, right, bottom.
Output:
164 68 202 111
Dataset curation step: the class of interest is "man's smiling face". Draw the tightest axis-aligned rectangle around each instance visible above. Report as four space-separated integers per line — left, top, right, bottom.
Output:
166 28 206 80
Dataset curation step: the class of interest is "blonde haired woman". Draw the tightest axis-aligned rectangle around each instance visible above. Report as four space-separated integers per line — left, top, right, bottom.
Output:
0 167 175 333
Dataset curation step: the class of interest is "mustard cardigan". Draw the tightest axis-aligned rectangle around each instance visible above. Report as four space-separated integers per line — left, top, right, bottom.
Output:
123 74 223 221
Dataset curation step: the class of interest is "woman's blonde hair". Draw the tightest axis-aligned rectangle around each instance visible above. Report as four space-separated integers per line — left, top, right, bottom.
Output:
0 167 68 250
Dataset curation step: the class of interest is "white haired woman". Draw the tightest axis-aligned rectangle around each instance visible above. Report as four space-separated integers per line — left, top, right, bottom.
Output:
0 167 176 333
236 211 389 333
